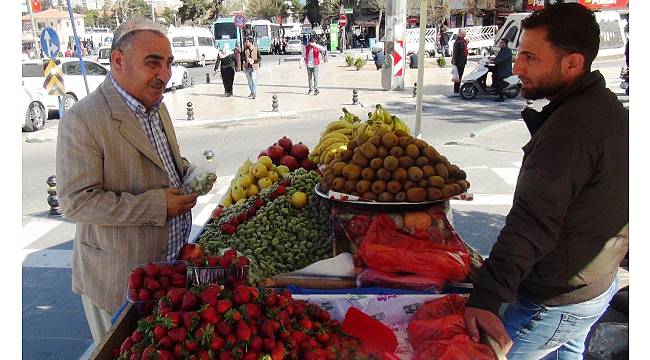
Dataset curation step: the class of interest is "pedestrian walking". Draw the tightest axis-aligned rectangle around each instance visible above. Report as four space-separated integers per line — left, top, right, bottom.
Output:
463 4 628 358
451 29 468 94
304 37 327 96
242 37 260 99
490 38 513 102
56 18 201 346
439 24 449 57
214 43 236 97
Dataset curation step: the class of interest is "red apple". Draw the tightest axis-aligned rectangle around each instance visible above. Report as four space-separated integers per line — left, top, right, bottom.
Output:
279 155 299 171
277 136 293 152
290 142 310 161
267 144 285 163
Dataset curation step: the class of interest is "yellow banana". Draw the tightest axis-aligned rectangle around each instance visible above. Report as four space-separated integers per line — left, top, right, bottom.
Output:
315 137 345 154
324 120 353 134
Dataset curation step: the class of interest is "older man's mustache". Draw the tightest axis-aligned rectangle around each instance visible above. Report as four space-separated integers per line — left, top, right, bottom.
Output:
149 79 166 89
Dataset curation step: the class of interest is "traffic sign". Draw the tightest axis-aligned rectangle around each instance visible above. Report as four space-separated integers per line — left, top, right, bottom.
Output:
40 27 60 59
234 14 247 29
393 40 405 77
43 59 65 96
339 15 347 27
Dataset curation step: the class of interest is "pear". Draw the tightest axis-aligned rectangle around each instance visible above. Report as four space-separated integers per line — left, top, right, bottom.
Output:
258 177 273 189
267 171 279 183
252 163 268 179
277 165 290 176
258 156 273 169
246 184 259 197
237 174 254 189
231 184 247 202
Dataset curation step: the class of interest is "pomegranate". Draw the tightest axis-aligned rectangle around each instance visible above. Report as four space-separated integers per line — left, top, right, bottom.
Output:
267 143 285 163
258 149 269 158
277 136 293 152
279 155 299 171
300 158 316 171
290 142 310 161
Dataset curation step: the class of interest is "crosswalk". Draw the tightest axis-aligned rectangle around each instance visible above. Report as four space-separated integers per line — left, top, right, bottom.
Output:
21 165 523 269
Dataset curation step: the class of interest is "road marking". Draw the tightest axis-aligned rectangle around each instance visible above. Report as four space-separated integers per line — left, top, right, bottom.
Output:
22 248 72 268
491 167 520 187
22 216 66 247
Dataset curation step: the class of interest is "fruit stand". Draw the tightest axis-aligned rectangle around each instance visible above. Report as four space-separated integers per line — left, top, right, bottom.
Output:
95 106 507 360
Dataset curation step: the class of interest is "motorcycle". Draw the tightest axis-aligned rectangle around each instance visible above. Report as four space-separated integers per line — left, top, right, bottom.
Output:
620 67 629 95
459 57 521 100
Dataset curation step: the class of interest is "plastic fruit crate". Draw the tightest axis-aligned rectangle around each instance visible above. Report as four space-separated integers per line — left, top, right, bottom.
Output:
188 263 249 287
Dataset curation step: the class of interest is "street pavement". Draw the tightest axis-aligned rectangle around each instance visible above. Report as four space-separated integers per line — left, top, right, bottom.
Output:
21 51 629 360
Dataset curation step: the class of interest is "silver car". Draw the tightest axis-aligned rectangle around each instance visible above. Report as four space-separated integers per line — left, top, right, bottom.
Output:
285 39 303 55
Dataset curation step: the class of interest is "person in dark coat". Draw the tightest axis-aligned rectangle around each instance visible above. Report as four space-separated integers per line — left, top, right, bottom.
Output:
491 38 513 102
451 29 468 94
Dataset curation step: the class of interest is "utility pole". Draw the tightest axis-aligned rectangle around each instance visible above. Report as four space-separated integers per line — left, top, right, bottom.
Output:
151 0 155 21
27 0 41 59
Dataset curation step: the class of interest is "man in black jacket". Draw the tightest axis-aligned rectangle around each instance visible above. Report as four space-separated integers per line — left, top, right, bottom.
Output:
464 4 628 359
491 38 513 102
451 29 468 94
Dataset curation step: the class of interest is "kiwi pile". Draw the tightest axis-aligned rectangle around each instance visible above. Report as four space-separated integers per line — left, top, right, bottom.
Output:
319 129 470 202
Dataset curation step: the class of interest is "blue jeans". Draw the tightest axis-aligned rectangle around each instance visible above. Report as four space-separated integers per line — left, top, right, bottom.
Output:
245 67 256 95
504 277 619 360
307 66 319 92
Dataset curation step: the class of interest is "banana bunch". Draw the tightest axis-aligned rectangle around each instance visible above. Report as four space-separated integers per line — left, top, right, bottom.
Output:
367 104 411 135
310 108 360 165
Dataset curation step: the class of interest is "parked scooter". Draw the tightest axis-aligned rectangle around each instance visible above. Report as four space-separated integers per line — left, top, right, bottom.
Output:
620 67 629 95
459 57 521 100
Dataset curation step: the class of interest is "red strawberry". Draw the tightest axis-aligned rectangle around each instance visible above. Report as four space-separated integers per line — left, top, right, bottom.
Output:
216 320 232 336
246 207 257 218
128 288 139 301
119 337 134 354
157 349 174 360
171 273 186 288
153 289 166 301
144 277 160 291
165 312 182 327
235 321 251 341
254 198 265 209
174 262 187 274
300 317 313 331
206 256 220 267
200 285 221 307
133 266 146 277
243 352 258 360
131 330 143 343
224 309 242 323
219 351 234 360
153 325 167 341
231 347 243 360
221 223 237 235
197 349 210 360
236 256 250 267
141 345 157 359
232 286 251 305
158 335 173 350
201 305 219 325
271 344 285 360
275 185 287 196
250 335 263 352
291 331 306 344
244 303 262 320
181 292 198 311
158 276 171 290
225 334 237 348
184 339 198 353
215 299 232 314
128 272 143 290
183 311 200 331
167 326 187 343
260 320 275 338
278 329 290 341
160 264 176 277
173 343 184 359
263 337 276 352
238 212 249 223
210 335 225 351
138 288 151 301
316 331 330 345
145 263 160 277
219 255 232 267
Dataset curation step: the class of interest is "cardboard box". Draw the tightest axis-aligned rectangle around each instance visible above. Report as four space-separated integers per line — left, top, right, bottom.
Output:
89 303 138 360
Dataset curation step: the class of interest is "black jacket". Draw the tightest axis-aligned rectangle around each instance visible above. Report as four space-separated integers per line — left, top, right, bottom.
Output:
451 38 467 67
492 47 512 78
467 71 629 314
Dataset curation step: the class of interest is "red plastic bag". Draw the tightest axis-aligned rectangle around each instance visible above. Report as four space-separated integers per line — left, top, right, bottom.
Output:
358 215 470 281
413 334 496 360
411 294 467 322
356 268 447 292
408 315 467 347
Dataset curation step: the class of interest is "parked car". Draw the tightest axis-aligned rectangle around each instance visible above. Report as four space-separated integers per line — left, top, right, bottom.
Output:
168 26 219 66
22 58 190 113
22 86 48 132
285 39 303 55
95 46 111 67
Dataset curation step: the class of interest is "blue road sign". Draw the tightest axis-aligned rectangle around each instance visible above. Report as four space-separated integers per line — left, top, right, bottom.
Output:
40 27 61 59
234 14 247 29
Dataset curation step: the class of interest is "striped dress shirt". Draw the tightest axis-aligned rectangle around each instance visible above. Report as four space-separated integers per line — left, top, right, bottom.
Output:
110 73 191 260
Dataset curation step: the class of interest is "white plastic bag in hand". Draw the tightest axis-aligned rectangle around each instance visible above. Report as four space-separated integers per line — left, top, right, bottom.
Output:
451 65 460 83
182 161 217 196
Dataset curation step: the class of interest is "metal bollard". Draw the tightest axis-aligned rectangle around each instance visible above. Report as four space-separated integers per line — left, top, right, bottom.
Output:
47 175 63 217
172 82 176 93
190 77 195 87
203 150 214 162
187 102 194 121
206 73 210 84
272 95 279 112
413 82 417 98
352 89 359 105
278 58 281 65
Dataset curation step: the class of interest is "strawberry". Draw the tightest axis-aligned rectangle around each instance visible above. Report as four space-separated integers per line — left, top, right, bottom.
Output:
161 265 176 278
183 311 201 331
184 339 198 353
250 335 263 352
271 344 285 360
236 256 250 267
166 288 186 305
260 320 275 338
144 277 160 291
225 334 237 348
158 335 173 350
167 326 187 343
201 305 219 325
221 223 237 235
128 272 143 290
219 255 233 267
316 331 330 345
219 351 234 360
174 262 187 274
119 337 134 354
235 321 251 341
133 266 146 278
173 343 184 359
243 352 258 360
138 288 151 301
216 320 232 336
232 286 251 305
157 349 174 360
171 273 186 288
210 335 225 351
229 216 240 227
142 345 157 359
197 349 211 360
238 212 249 223
215 299 232 314
154 289 166 301
131 330 144 343
224 309 242 323
145 263 160 277
166 312 182 327
299 317 313 331
129 289 139 301
246 207 257 218
290 331 306 344
181 292 199 311
153 325 167 341
275 185 287 196
254 198 265 209
263 337 276 352
200 285 221 307
231 347 243 360
158 275 171 290
206 256 220 267
278 329 290 341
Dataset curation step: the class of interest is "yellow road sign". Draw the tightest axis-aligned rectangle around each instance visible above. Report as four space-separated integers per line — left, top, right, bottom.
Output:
43 59 65 96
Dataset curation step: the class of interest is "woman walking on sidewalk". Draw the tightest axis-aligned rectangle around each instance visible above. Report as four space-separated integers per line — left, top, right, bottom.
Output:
214 43 236 96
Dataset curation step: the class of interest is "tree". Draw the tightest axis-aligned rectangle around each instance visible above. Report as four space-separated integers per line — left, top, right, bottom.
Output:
288 0 304 21
112 0 153 23
42 0 54 10
73 5 85 14
85 9 99 27
161 7 177 26
178 0 210 24
304 0 320 25
246 0 287 20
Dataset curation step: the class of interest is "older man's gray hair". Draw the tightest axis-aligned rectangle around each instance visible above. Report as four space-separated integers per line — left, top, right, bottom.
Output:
111 18 168 54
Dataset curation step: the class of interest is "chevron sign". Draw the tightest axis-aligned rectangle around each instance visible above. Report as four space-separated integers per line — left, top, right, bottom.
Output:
393 40 404 77
43 59 65 96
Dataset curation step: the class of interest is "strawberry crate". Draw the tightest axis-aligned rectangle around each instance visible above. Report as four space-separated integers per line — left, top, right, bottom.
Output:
187 263 249 287
125 260 189 316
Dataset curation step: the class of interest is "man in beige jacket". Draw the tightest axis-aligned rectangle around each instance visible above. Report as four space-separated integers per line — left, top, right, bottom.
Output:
56 18 200 345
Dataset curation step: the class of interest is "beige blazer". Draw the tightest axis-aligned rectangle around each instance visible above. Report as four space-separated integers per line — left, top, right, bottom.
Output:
56 77 189 313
